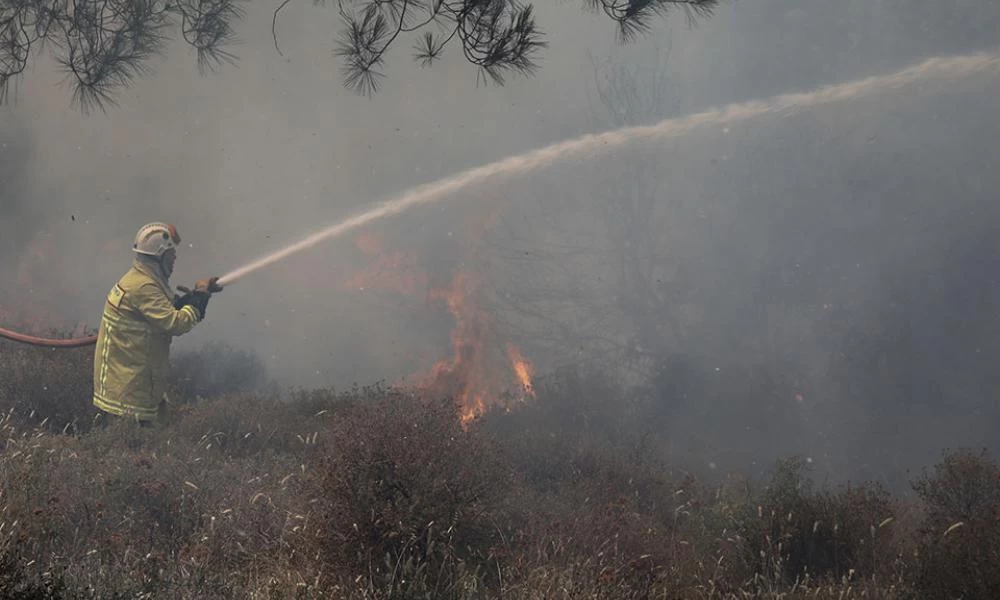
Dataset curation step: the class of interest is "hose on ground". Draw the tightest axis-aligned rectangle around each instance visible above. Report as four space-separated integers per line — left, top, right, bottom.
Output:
0 326 97 348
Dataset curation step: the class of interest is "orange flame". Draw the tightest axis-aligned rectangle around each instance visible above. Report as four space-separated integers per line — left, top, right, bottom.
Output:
346 232 535 425
418 272 535 425
507 343 535 398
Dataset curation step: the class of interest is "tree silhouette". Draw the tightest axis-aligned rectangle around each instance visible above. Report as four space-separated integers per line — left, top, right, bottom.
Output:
0 0 719 111
328 0 719 94
0 0 245 111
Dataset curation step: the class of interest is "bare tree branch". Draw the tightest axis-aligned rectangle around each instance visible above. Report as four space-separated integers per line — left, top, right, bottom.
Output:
272 0 292 56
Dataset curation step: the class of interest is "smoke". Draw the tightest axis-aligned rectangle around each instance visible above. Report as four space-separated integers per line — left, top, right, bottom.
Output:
219 51 999 286
0 1 625 384
0 125 36 267
2 0 1000 485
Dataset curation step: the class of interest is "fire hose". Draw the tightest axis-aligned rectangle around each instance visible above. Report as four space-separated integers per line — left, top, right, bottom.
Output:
0 279 219 349
0 326 98 348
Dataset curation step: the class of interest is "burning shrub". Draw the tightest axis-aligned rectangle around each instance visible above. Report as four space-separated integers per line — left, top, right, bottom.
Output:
307 389 514 596
912 448 1000 599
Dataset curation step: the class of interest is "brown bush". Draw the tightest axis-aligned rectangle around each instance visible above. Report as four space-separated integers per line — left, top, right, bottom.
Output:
913 448 1000 599
732 456 899 586
305 388 514 597
1 350 997 599
0 340 96 433
169 341 275 401
479 372 915 598
482 388 721 598
0 395 324 599
0 542 67 600
0 338 274 434
496 457 691 598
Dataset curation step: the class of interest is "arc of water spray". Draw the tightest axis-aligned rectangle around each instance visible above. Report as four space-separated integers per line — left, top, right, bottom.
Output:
217 50 1000 287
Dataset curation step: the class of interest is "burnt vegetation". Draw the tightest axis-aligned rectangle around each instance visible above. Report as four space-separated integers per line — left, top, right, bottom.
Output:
1 338 998 598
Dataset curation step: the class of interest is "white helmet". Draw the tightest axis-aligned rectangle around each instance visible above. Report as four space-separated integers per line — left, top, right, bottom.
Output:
133 222 181 257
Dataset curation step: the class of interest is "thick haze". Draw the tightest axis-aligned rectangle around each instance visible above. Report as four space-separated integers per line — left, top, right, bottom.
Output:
2 1 999 486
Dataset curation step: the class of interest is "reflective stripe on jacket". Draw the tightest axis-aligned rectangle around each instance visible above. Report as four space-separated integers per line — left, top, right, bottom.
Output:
93 260 201 421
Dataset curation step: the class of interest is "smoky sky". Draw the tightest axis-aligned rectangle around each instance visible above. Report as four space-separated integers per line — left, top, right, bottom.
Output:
2 1 999 486
0 124 37 255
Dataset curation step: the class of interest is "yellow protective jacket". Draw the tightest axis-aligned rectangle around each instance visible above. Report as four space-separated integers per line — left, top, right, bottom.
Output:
93 260 201 421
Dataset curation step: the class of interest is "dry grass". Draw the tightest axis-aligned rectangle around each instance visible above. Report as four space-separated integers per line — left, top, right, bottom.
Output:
0 343 997 598
0 340 95 434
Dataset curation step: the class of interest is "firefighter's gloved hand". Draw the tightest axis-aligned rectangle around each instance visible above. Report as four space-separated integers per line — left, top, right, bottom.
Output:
187 291 211 321
173 287 195 310
194 277 223 294
173 286 212 321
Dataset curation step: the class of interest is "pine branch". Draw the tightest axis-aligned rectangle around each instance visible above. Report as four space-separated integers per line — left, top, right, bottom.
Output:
334 0 715 94
584 0 719 42
1 0 723 108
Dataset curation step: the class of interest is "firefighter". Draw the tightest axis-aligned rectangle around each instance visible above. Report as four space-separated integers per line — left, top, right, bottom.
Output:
92 222 222 425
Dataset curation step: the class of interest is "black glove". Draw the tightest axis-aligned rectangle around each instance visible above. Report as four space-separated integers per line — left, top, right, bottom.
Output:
174 286 212 320
173 290 194 310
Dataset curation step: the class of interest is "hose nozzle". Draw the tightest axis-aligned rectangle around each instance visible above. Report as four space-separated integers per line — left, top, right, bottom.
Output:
194 276 224 294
